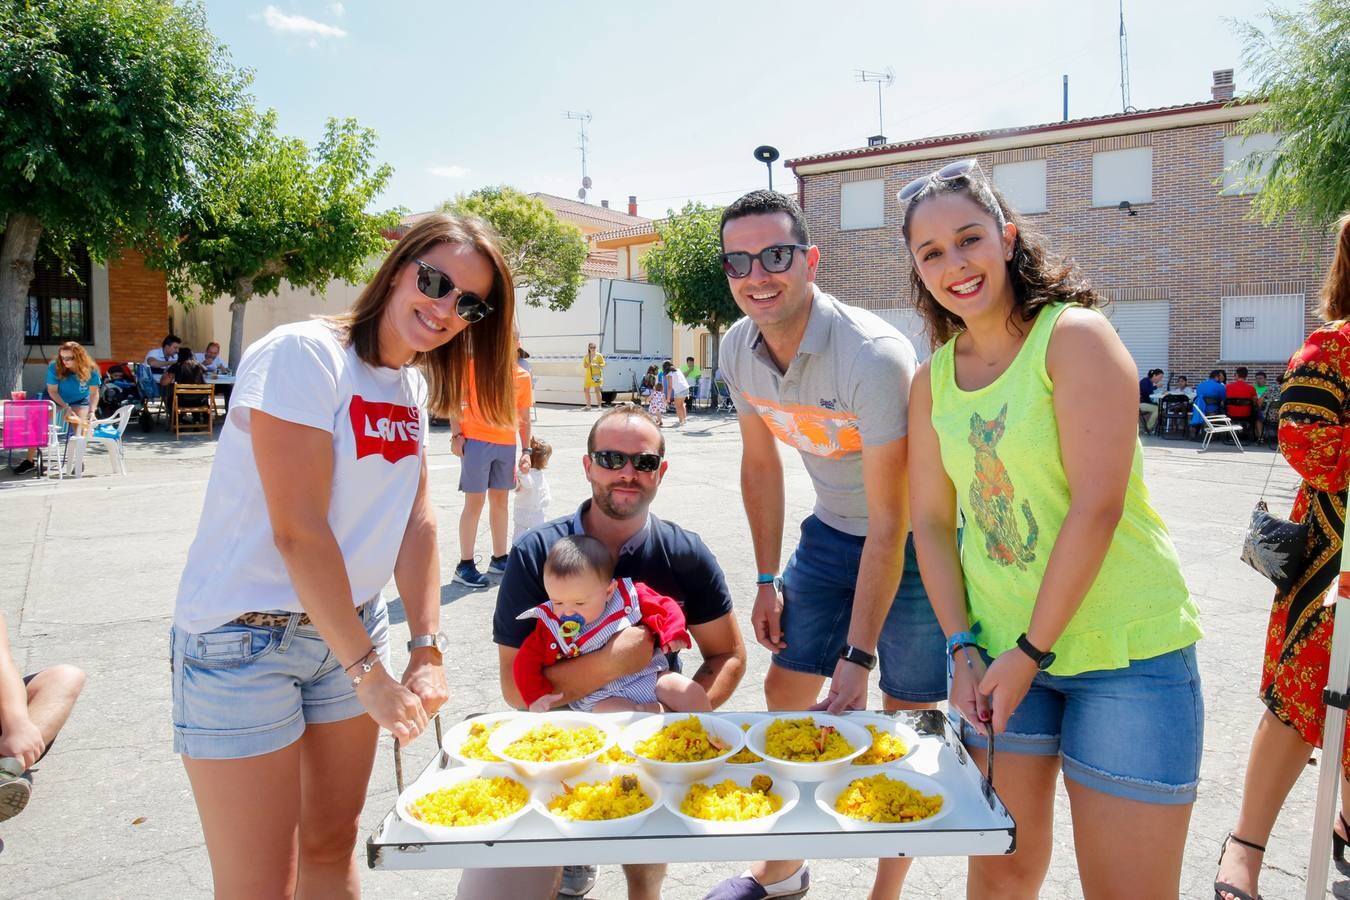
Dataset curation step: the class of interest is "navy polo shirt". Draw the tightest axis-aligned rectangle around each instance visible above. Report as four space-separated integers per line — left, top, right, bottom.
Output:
494 501 734 655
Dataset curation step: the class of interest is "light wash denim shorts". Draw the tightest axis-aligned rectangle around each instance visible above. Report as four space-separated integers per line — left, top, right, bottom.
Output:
959 644 1204 805
171 598 389 760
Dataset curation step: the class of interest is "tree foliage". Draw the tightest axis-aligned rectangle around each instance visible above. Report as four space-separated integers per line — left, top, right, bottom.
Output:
0 0 247 391
441 186 587 311
1233 0 1350 230
161 109 400 366
642 202 740 368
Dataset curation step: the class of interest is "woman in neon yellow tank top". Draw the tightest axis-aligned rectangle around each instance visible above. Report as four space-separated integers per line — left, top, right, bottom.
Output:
903 161 1203 899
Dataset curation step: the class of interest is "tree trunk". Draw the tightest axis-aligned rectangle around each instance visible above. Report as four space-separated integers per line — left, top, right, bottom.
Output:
0 213 44 395
228 276 254 369
707 318 721 374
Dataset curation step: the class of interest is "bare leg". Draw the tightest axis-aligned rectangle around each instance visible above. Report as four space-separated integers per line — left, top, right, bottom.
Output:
23 665 85 754
295 715 379 900
675 397 687 424
868 694 934 899
486 488 509 558
590 696 641 713
1067 779 1191 899
655 672 711 712
624 863 667 900
183 744 303 899
456 867 561 900
966 748 1061 900
458 491 486 561
1217 709 1315 899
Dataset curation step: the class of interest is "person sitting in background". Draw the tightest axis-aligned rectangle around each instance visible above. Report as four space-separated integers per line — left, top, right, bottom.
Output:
1173 374 1191 396
1190 369 1227 437
1226 365 1260 440
0 611 85 824
1254 370 1269 401
144 334 180 373
1261 373 1285 446
196 341 228 374
1138 368 1164 433
12 341 102 476
161 347 209 421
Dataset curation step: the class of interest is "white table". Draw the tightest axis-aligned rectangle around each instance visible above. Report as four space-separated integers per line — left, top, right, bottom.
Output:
205 374 235 385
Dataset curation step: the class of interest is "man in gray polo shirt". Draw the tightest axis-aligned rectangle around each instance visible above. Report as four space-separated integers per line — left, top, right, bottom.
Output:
703 190 945 900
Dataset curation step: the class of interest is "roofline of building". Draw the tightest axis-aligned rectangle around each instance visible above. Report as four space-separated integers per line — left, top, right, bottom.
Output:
787 100 1263 176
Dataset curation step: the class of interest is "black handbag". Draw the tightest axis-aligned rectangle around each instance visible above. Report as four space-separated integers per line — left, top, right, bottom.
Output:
1240 451 1308 594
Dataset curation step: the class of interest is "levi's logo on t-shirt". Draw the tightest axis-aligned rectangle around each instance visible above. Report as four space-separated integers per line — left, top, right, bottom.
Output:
349 395 421 463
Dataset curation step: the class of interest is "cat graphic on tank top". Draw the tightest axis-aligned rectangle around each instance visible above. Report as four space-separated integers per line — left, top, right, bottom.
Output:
967 404 1039 570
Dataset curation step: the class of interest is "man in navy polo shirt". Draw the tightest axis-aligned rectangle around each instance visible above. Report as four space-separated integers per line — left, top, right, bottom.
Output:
457 404 746 900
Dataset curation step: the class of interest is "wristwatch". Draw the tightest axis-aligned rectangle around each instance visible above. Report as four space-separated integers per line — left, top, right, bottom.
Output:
1015 633 1056 671
408 631 450 654
839 644 878 671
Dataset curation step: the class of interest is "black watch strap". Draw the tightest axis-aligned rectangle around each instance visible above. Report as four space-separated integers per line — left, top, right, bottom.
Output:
1016 633 1055 670
839 644 878 671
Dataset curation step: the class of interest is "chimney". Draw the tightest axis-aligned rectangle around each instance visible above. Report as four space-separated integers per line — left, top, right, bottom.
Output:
601 199 609 209
1211 68 1234 102
628 195 638 217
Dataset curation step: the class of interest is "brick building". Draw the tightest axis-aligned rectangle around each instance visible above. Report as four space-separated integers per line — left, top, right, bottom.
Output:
785 71 1332 379
22 247 169 394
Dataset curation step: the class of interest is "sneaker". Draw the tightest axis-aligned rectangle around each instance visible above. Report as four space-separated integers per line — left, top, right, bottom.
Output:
0 775 31 823
452 561 489 588
703 864 810 900
11 460 35 476
558 864 597 897
487 554 509 576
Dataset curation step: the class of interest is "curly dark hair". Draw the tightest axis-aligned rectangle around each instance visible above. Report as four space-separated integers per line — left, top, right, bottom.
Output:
900 170 1103 349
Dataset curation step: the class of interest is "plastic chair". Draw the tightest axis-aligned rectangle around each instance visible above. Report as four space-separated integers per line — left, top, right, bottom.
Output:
87 403 134 475
172 384 215 438
1 400 62 479
1191 401 1244 453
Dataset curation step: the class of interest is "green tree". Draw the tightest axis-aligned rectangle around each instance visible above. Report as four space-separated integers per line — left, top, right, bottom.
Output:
162 110 400 367
1232 0 1350 230
642 202 740 370
441 186 587 310
0 0 247 393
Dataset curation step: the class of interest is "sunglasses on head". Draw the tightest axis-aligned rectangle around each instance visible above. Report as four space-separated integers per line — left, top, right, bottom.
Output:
413 258 494 324
588 450 663 473
719 244 810 279
896 159 983 208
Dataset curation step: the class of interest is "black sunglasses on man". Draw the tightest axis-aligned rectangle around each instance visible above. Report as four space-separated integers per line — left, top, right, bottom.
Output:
588 450 663 473
719 244 810 279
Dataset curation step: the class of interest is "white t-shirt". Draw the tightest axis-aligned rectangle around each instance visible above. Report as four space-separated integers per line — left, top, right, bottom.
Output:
666 369 690 396
145 347 171 369
175 320 427 633
196 353 227 373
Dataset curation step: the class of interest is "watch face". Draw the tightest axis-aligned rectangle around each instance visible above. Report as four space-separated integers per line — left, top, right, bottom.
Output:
434 632 450 653
1039 652 1056 671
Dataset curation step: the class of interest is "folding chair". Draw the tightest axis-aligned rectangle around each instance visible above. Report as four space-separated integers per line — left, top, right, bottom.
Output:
172 384 215 438
87 403 135 475
1191 401 1244 452
2 400 63 479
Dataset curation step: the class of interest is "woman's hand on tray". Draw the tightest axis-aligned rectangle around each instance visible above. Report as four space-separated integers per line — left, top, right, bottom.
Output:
357 666 429 745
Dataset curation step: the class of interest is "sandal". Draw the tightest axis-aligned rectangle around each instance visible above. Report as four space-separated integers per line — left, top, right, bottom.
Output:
1335 813 1349 863
1214 833 1265 900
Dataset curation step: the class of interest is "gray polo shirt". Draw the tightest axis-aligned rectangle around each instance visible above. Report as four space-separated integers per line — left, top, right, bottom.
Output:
719 286 916 537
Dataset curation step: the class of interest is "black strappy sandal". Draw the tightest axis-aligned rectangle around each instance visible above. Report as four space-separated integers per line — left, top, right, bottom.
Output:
1214 833 1265 900
1334 813 1350 863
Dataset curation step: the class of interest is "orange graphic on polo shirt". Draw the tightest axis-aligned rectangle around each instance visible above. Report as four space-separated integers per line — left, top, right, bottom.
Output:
744 393 861 459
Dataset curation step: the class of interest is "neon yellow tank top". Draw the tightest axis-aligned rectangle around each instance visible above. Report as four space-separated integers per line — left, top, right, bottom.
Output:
928 302 1201 675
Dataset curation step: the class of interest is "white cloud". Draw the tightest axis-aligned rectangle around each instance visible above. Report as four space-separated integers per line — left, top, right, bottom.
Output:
428 165 470 178
261 5 347 39
329 2 345 17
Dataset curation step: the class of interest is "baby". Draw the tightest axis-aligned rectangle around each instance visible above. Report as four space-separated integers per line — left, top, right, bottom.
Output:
513 534 712 714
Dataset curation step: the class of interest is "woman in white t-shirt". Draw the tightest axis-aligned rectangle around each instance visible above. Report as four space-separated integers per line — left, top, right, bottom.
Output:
171 213 519 898
662 359 690 426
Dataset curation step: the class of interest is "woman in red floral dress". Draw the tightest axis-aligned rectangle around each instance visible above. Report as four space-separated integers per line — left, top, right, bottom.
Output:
1217 214 1350 900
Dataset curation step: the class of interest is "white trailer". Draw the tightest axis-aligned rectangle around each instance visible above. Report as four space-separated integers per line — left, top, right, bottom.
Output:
516 277 673 406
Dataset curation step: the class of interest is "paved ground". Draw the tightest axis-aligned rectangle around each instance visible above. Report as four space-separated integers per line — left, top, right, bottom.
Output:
0 405 1343 898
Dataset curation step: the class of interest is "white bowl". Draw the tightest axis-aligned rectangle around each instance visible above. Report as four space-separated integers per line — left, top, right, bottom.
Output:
814 769 953 831
840 713 921 769
717 713 768 765
395 764 534 841
663 766 800 835
442 711 520 767
487 712 618 780
534 765 664 839
744 714 872 782
619 713 745 783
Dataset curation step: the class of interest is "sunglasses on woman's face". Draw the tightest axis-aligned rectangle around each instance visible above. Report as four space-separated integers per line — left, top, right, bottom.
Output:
719 244 810 279
588 450 663 473
413 258 494 324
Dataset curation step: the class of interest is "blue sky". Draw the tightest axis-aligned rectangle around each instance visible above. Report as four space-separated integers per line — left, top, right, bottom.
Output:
205 0 1298 220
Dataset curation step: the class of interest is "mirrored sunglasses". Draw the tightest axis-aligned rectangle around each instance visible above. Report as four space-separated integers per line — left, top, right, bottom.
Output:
720 243 810 279
413 258 494 324
588 449 663 472
896 159 983 208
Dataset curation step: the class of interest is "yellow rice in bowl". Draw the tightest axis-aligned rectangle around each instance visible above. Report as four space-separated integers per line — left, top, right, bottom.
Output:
852 724 908 766
680 779 783 821
458 721 504 762
503 723 606 762
727 723 763 764
409 776 528 827
763 717 854 762
598 744 636 764
546 776 653 821
833 773 943 824
634 715 728 762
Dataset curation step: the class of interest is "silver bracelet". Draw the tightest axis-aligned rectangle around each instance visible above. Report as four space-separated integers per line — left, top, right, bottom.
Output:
346 648 378 687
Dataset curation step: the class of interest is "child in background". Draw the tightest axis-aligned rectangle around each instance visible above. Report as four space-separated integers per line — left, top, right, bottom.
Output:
642 365 667 423
513 535 712 713
512 437 552 544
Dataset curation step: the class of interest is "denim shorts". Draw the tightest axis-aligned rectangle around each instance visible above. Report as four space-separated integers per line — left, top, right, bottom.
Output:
775 515 946 703
959 644 1204 805
459 438 517 493
171 598 390 760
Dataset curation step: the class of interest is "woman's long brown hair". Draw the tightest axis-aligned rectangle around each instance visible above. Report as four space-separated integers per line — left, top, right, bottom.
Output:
1320 213 1350 322
331 213 517 426
55 341 94 384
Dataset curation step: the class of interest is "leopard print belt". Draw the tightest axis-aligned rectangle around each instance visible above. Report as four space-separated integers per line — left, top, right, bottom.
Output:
230 599 375 630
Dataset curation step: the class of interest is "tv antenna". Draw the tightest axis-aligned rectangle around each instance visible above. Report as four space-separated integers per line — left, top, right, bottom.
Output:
1118 1 1134 113
563 110 593 201
855 67 895 140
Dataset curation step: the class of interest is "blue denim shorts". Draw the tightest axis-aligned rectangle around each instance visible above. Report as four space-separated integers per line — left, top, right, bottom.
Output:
775 515 946 703
171 598 390 760
959 644 1204 805
459 438 517 493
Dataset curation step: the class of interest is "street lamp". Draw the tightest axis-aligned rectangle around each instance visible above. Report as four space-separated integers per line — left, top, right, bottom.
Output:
753 145 779 191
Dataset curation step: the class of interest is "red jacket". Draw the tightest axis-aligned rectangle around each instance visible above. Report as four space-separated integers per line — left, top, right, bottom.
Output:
512 579 690 706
